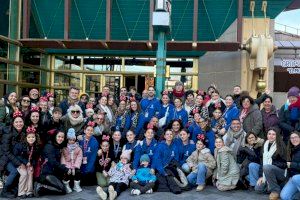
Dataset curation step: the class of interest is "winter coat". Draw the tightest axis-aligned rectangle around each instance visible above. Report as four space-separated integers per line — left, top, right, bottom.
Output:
125 111 144 136
186 148 216 178
0 100 14 126
96 150 113 172
61 115 85 136
175 139 196 165
214 146 240 186
132 166 157 185
108 163 132 185
78 135 99 174
13 142 40 167
173 108 188 127
133 139 157 169
288 145 300 177
241 104 263 136
279 104 300 138
223 104 240 131
261 105 279 135
110 141 124 163
157 103 175 128
140 97 160 123
61 143 83 169
237 138 264 165
59 99 85 116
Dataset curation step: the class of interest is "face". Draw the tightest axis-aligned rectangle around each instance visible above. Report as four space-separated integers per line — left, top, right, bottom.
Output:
126 131 135 143
208 87 215 95
187 94 194 102
86 110 94 117
130 101 137 111
213 109 222 119
69 88 79 100
195 95 203 105
174 99 182 108
89 98 96 105
148 87 155 97
164 130 174 141
162 95 170 105
120 88 127 96
179 130 189 142
68 138 76 144
172 121 181 132
113 131 121 142
56 132 65 144
8 92 17 104
130 89 136 95
100 96 108 105
30 112 40 124
233 86 241 95
211 92 219 101
290 133 300 147
26 133 36 145
289 96 298 104
231 120 241 132
142 90 148 98
194 113 201 123
21 97 31 107
175 84 183 92
196 140 205 150
103 87 110 94
144 129 154 140
85 126 94 138
97 114 105 124
48 97 55 107
141 161 149 167
119 101 126 110
80 95 88 103
263 98 272 109
108 97 114 106
199 119 208 130
267 130 277 142
29 90 39 100
225 96 234 107
120 157 128 165
101 141 110 152
71 109 81 119
215 138 224 149
39 101 48 111
53 111 62 121
13 117 24 131
247 134 256 146
242 98 251 109
150 117 158 126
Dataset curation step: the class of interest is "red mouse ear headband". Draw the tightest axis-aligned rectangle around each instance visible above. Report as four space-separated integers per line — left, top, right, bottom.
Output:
39 96 48 102
87 121 95 127
46 92 54 98
197 90 204 96
129 96 136 102
26 126 36 134
102 135 110 142
162 90 169 95
30 106 40 112
197 134 205 141
86 103 93 109
13 110 23 118
120 95 127 102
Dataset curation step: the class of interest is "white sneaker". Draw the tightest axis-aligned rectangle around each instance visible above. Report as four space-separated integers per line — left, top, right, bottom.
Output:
132 189 141 196
146 189 153 194
108 185 117 200
62 180 72 194
96 186 107 200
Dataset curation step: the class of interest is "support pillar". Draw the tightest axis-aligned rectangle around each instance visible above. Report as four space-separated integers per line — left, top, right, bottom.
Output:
155 32 167 97
40 54 51 93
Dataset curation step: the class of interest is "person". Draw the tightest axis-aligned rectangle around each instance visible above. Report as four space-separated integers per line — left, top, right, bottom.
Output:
0 91 18 126
128 86 142 102
171 81 185 102
184 90 195 115
140 86 160 124
261 95 279 138
97 95 115 126
157 90 175 129
59 86 85 116
122 130 138 154
61 128 83 193
188 92 209 123
80 93 89 107
18 95 31 119
239 95 263 136
237 132 264 190
254 127 287 200
167 119 183 139
46 92 55 115
280 131 300 200
48 107 63 131
78 121 99 186
206 90 226 118
96 150 133 200
84 103 95 123
39 96 52 130
29 89 39 106
94 113 110 144
34 130 68 197
211 108 226 137
173 98 188 127
213 137 240 191
223 118 247 157
114 96 128 135
0 111 26 198
130 154 157 195
13 126 40 198
223 94 240 131
61 104 85 136
125 100 143 138
96 135 113 188
108 95 118 115
110 131 124 163
186 139 216 191
233 85 242 108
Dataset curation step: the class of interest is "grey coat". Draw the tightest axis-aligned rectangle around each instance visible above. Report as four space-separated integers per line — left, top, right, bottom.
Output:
241 104 263 135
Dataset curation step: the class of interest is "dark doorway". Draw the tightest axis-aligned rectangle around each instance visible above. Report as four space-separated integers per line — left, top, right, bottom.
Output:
125 76 136 90
137 75 145 95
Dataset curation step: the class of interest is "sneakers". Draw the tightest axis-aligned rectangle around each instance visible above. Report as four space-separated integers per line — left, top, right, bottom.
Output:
269 192 279 200
196 185 205 192
131 189 141 196
73 180 83 192
108 185 117 200
96 186 107 200
146 189 153 194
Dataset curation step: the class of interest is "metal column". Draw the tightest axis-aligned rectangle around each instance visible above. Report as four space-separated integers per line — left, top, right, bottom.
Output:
155 32 167 97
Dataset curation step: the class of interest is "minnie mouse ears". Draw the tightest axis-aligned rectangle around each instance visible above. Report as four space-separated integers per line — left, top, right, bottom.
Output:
13 111 23 118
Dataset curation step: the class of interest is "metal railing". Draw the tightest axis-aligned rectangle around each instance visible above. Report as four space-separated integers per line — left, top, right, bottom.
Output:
275 22 300 36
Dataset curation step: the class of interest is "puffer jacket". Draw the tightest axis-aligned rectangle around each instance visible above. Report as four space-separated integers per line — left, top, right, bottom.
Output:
186 148 216 178
131 166 157 185
261 105 279 135
61 143 83 169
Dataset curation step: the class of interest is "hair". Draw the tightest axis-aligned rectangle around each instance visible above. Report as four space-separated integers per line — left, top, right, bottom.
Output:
69 86 79 91
148 86 155 90
211 90 220 95
245 132 257 144
19 95 30 103
126 130 136 136
174 97 183 102
287 131 300 161
20 132 41 149
49 129 66 148
263 95 273 103
267 127 286 158
240 95 254 106
130 100 141 112
225 94 234 99
129 86 137 91
234 85 241 89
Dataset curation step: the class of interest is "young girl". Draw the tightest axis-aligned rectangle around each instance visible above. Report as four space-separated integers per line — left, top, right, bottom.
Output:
13 126 40 198
173 98 188 127
186 138 216 191
211 108 226 137
213 137 240 191
96 150 133 200
114 97 128 136
96 135 113 187
122 130 138 154
61 128 83 193
110 131 124 163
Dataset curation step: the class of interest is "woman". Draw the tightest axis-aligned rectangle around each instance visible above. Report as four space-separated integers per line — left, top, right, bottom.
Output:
213 137 240 191
78 121 99 185
280 132 300 200
167 119 183 139
188 93 209 123
171 81 185 102
0 91 18 126
254 127 287 200
184 90 195 114
19 95 31 119
94 113 110 144
0 111 26 198
223 95 240 131
125 100 144 138
173 98 188 127
206 90 226 118
108 95 118 115
34 130 68 197
114 96 128 136
261 95 279 138
239 95 263 136
97 95 115 127
61 104 85 136
157 91 175 129
237 132 264 190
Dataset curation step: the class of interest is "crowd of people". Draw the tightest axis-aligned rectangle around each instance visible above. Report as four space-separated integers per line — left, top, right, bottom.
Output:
0 82 299 200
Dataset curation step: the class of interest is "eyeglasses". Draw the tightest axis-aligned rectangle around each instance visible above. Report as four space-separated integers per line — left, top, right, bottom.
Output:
71 110 80 114
31 93 38 96
22 99 30 102
291 136 300 140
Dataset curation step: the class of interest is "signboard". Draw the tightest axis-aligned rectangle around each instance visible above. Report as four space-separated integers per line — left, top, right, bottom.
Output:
274 58 300 74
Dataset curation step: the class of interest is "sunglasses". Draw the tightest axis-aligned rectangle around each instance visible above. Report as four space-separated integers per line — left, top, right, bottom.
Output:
71 110 80 114
22 99 30 102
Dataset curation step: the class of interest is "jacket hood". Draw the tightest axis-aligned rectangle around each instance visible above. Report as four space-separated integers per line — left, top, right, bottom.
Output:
200 148 211 154
217 146 233 153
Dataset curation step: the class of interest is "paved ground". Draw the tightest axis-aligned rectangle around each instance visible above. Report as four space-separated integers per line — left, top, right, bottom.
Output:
0 185 269 200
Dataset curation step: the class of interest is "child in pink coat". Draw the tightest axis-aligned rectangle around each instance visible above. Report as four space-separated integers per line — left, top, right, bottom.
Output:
61 128 83 193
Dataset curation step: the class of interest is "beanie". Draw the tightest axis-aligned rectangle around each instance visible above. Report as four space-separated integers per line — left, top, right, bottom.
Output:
140 154 150 163
120 150 132 161
67 128 76 139
287 86 300 98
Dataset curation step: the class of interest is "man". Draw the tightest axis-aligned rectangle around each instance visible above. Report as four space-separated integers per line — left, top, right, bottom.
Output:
80 93 89 106
233 85 241 108
140 86 160 124
129 86 142 102
59 86 85 116
101 85 110 97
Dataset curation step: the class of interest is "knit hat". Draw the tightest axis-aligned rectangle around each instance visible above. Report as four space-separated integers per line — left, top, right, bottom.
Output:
67 128 76 139
120 149 132 161
140 154 150 163
287 86 300 98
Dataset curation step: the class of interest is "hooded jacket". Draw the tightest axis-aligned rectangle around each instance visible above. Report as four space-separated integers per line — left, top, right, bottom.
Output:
261 105 279 135
133 138 157 170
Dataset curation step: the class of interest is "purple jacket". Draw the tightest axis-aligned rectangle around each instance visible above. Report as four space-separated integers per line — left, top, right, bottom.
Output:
261 105 279 134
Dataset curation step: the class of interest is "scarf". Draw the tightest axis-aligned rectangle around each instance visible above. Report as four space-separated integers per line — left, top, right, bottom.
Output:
224 128 246 156
262 141 277 182
68 112 84 126
101 105 113 122
131 111 139 128
289 97 300 110
173 88 185 98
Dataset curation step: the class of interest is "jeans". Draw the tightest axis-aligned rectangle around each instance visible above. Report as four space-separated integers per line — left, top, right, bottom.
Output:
281 175 300 200
181 163 191 174
5 162 18 188
187 163 207 186
248 162 260 186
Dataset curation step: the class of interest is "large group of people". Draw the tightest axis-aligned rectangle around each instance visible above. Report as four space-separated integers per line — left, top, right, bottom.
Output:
0 82 299 200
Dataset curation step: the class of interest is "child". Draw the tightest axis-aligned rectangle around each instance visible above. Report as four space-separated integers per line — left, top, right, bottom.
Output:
96 150 133 200
122 130 138 163
211 108 226 137
130 154 156 195
110 131 124 163
13 126 40 198
61 128 83 193
85 103 95 122
96 135 113 187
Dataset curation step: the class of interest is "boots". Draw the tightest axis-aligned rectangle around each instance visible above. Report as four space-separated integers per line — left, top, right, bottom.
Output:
176 168 188 187
73 180 82 192
62 180 72 194
269 192 279 200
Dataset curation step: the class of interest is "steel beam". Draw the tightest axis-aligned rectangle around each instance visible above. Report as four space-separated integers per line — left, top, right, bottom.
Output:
22 0 30 38
64 0 70 40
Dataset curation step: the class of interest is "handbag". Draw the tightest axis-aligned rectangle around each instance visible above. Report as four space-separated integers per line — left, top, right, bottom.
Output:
159 106 169 128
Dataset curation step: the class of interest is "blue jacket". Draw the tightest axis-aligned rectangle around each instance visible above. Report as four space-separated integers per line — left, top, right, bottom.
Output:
223 104 240 130
175 139 196 165
133 139 157 169
131 167 157 185
173 108 188 127
79 136 99 174
157 103 175 128
125 111 145 136
153 141 180 176
114 114 127 135
188 122 202 142
140 98 160 123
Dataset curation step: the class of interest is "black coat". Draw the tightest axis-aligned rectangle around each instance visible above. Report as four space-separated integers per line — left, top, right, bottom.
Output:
13 142 40 167
237 145 262 165
289 145 300 177
279 105 300 140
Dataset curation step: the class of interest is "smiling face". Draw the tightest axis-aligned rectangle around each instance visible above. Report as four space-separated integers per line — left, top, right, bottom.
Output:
290 133 300 147
150 117 159 127
246 133 256 146
196 140 205 150
69 88 79 100
130 101 138 111
172 121 181 132
162 94 170 105
53 111 62 121
195 95 203 106
126 131 135 143
186 94 194 102
212 109 222 120
39 101 48 112
144 129 154 140
148 87 155 98
211 92 219 101
112 131 121 142
225 96 234 107
56 132 65 144
8 92 17 104
199 118 208 130
267 129 277 143
30 112 40 124
164 130 174 142
179 130 189 142
119 101 126 110
100 96 108 106
26 133 36 145
71 109 81 119
233 86 241 95
215 138 224 149
242 98 251 109
101 141 110 152
21 97 31 107
263 98 272 110
108 97 114 106
29 90 39 100
13 117 24 131
174 99 182 108
48 97 55 107
288 96 298 104
84 126 94 138
230 120 241 132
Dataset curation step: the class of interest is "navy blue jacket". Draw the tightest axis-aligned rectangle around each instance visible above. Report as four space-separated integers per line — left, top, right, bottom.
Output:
223 104 240 130
175 139 196 165
59 99 86 116
133 138 157 169
140 98 160 123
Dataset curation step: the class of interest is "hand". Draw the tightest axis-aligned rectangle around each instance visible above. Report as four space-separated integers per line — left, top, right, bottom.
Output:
77 135 83 141
150 169 155 175
287 162 291 168
131 169 136 175
265 88 270 95
26 162 31 167
97 149 103 156
111 161 116 168
257 177 264 186
134 180 138 183
219 128 226 136
67 169 72 175
19 164 26 170
103 170 108 177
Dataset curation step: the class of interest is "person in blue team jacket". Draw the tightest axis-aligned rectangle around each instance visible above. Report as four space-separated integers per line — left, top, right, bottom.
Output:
140 86 160 124
223 95 240 131
173 98 188 127
157 90 175 129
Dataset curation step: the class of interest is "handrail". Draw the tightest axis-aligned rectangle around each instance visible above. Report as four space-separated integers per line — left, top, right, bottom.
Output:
275 22 300 36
